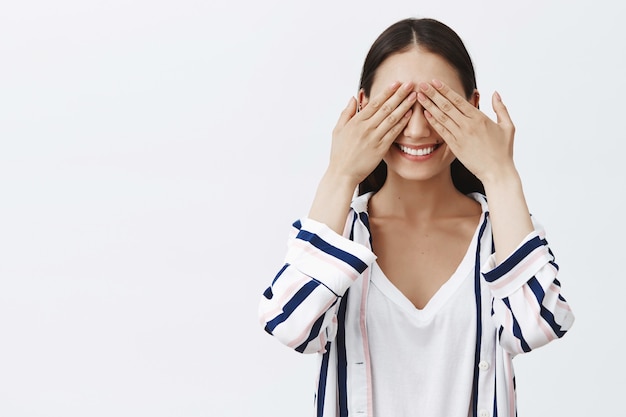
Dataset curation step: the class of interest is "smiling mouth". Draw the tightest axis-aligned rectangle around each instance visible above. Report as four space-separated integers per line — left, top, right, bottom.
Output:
396 143 442 156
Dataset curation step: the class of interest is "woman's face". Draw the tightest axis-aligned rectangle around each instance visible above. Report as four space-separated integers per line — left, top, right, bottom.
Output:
361 47 478 184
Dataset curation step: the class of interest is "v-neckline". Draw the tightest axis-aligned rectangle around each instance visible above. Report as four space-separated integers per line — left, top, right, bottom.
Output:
370 211 484 321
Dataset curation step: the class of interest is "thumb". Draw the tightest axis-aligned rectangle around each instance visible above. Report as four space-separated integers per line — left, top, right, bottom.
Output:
492 91 513 126
336 97 357 128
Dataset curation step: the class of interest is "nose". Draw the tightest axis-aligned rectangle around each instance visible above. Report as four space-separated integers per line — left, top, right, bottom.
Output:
403 104 431 139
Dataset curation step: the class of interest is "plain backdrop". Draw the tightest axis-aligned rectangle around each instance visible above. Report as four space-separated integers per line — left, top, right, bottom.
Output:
0 0 624 416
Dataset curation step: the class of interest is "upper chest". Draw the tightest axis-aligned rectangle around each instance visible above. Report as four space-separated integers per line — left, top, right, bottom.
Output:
368 215 481 309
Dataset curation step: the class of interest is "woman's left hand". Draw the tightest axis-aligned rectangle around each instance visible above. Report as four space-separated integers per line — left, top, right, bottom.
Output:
416 79 516 184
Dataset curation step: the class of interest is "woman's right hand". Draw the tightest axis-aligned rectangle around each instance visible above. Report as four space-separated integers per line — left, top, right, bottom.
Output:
328 81 418 186
308 81 416 234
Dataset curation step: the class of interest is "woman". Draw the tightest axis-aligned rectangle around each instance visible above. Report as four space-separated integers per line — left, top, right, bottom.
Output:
259 17 574 417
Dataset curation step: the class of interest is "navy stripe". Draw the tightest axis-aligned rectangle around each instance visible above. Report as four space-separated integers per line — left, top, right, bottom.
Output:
359 212 373 248
483 236 545 283
527 277 545 303
337 291 350 417
503 298 531 352
349 212 357 241
265 280 320 334
528 277 567 338
295 299 339 353
316 342 332 417
513 376 518 417
295 314 326 353
471 214 489 417
271 263 290 285
296 229 369 273
539 305 568 338
549 260 559 271
493 366 498 417
292 219 302 230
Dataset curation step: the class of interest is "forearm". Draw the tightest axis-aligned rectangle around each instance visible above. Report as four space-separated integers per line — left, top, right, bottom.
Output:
308 170 359 235
482 166 534 265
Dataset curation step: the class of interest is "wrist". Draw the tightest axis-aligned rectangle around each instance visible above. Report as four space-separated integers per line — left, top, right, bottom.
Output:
480 163 521 191
308 170 357 235
321 168 361 193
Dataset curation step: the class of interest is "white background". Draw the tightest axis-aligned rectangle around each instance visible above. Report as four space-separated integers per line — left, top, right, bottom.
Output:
0 0 624 415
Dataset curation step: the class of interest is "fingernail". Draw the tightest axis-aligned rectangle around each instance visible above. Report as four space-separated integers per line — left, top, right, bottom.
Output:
494 91 502 102
404 109 413 118
390 81 401 89
432 79 443 89
417 92 427 102
408 91 417 101
419 82 429 91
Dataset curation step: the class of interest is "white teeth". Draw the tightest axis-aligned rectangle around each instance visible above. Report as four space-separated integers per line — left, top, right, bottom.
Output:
398 144 436 156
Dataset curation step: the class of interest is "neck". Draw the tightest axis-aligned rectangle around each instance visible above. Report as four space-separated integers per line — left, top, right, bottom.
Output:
369 169 470 221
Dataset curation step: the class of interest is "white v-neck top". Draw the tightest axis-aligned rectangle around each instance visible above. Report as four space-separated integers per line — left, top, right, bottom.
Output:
367 223 480 417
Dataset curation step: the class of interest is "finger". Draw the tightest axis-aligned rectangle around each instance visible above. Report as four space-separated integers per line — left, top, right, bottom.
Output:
335 97 357 129
423 109 458 148
492 91 514 127
358 81 402 120
417 90 462 136
368 81 415 126
378 109 413 148
418 81 465 125
429 79 478 118
373 90 417 137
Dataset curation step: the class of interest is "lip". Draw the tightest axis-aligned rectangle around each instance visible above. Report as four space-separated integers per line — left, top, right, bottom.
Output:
393 142 442 160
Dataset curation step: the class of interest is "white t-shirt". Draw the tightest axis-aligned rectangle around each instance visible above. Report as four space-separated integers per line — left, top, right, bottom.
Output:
367 226 479 417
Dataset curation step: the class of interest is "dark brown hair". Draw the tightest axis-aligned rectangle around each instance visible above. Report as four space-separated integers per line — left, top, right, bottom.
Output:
358 18 484 195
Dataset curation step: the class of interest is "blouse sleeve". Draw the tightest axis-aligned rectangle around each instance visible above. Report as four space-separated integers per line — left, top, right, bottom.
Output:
482 218 575 355
258 216 376 354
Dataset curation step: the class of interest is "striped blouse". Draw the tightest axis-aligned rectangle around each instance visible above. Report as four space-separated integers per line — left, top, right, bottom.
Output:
259 192 574 417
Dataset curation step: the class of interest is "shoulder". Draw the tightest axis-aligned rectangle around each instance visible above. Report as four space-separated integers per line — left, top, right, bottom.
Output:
467 192 489 213
350 191 374 214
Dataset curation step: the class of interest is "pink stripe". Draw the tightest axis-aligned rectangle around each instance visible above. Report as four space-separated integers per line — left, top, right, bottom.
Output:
320 332 327 351
523 287 556 343
502 305 520 354
550 282 572 313
489 249 548 291
287 297 336 349
360 267 374 416
556 297 572 312
292 239 361 281
261 275 309 323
